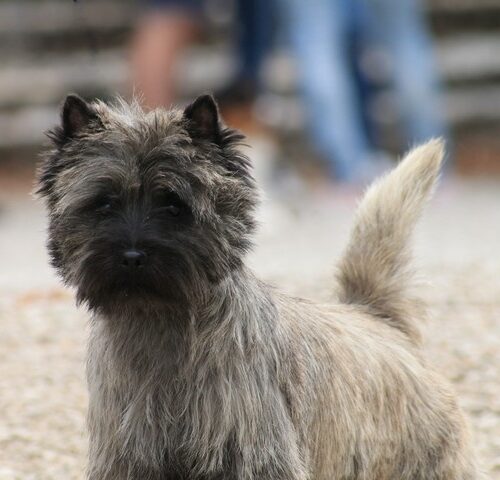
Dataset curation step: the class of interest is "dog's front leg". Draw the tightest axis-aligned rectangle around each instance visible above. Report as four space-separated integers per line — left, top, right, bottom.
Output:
226 464 308 480
229 448 309 480
88 459 166 480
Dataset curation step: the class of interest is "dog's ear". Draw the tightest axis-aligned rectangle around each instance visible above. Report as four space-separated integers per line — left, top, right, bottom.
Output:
38 95 99 199
183 94 221 143
61 94 98 138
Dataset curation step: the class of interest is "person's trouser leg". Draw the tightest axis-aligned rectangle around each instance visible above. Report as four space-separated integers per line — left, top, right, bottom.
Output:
130 0 201 109
236 0 274 85
357 0 448 145
277 0 373 181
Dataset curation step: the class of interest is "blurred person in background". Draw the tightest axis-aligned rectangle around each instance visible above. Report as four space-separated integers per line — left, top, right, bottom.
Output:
276 0 448 184
131 0 273 114
131 0 447 186
131 0 201 109
214 0 274 111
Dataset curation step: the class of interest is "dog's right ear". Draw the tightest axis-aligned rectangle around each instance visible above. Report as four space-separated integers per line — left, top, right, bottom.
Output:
183 94 222 143
61 94 98 138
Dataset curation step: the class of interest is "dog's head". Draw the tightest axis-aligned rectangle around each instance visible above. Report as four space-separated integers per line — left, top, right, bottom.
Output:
37 94 258 312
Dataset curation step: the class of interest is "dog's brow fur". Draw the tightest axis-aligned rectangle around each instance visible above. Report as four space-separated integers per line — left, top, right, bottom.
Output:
38 96 482 480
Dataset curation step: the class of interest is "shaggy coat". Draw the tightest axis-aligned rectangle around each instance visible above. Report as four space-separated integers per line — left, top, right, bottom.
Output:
38 94 481 479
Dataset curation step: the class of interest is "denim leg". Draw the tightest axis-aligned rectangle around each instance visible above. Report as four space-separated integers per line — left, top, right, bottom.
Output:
277 0 373 181
236 0 274 85
357 0 448 146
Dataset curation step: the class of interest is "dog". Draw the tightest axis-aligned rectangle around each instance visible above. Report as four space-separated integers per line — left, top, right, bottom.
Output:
37 93 481 479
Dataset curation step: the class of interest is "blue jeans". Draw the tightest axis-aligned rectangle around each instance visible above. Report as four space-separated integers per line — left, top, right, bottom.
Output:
146 0 201 11
147 0 273 87
277 0 447 181
235 0 274 85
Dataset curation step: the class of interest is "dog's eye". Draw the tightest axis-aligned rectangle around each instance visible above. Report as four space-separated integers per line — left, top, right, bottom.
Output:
165 204 180 217
158 192 186 217
98 200 112 211
91 195 116 213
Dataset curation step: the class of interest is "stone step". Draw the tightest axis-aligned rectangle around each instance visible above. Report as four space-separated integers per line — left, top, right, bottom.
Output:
0 0 497 55
438 34 500 82
0 0 134 37
0 105 57 149
446 85 500 124
1 0 499 150
430 0 500 12
0 47 234 110
1 32 500 110
2 85 500 150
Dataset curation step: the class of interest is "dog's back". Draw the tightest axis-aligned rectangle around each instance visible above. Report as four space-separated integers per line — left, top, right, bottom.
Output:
279 299 479 479
287 140 481 478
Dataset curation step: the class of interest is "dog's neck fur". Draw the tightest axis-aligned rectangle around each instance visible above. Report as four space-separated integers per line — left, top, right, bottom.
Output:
87 266 295 476
94 266 278 354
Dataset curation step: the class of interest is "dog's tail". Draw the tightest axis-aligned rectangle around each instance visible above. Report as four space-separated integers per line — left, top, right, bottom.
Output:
335 139 444 343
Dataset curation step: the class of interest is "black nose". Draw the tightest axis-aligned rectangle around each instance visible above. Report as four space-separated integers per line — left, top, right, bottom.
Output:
122 250 146 268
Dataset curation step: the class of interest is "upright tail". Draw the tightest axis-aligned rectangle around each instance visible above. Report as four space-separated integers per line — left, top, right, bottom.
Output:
336 139 445 343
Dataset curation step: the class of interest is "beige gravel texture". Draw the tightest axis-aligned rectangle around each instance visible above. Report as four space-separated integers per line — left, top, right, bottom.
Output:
0 174 499 479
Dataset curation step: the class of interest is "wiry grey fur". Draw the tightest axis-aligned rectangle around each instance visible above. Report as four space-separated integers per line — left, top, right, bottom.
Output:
38 95 481 479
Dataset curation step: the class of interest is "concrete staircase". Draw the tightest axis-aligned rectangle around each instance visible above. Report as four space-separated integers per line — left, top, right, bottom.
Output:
1 0 500 153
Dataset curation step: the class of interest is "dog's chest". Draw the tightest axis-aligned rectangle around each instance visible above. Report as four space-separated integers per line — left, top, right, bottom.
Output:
88 324 249 474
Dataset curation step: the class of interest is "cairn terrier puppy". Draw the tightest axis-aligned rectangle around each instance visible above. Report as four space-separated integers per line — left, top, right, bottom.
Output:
38 94 480 480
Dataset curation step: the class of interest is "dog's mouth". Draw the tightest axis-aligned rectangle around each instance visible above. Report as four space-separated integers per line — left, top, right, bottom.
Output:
76 277 176 314
75 256 191 311
72 240 206 311
82 272 153 294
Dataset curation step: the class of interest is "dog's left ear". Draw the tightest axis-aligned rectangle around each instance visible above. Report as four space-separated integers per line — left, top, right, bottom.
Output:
183 94 221 143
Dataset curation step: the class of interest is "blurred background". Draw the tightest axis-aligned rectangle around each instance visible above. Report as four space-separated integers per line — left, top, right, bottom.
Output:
0 0 499 479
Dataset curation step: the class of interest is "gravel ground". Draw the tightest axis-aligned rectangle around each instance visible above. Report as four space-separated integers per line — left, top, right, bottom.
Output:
0 166 499 479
